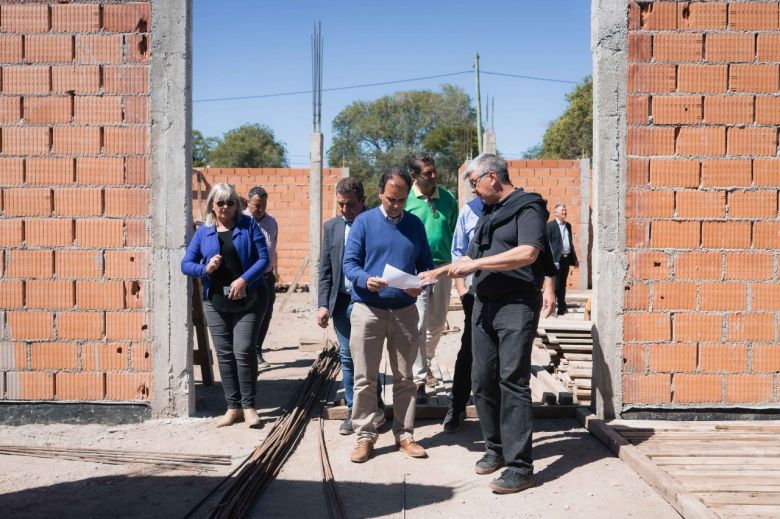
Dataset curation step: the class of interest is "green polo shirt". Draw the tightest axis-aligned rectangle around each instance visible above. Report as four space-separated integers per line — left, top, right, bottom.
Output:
405 183 458 265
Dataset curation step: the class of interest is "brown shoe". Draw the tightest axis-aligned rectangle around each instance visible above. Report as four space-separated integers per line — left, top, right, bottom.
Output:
243 408 262 427
351 438 374 463
397 438 427 458
425 368 437 387
216 408 244 428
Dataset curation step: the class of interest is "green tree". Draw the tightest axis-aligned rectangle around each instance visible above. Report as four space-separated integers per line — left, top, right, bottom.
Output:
208 123 288 168
534 77 592 159
327 85 478 205
192 129 218 167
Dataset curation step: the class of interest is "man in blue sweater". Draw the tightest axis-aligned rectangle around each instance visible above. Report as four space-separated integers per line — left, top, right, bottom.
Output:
343 168 435 463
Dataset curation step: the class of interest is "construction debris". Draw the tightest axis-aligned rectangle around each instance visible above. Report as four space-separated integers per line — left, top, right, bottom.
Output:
534 320 594 407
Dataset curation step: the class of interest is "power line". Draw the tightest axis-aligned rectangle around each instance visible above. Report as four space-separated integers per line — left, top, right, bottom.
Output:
481 70 579 85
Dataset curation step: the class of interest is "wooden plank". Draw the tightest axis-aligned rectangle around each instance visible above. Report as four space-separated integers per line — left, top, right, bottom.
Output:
537 319 593 331
641 446 780 457
191 277 214 386
684 483 780 493
698 492 780 506
706 505 780 518
654 456 780 466
279 255 310 312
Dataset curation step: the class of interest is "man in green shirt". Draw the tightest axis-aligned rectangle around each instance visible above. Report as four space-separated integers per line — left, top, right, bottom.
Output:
405 154 458 394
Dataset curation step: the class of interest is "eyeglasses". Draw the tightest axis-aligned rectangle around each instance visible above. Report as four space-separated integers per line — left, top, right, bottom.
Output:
469 171 491 189
215 200 236 208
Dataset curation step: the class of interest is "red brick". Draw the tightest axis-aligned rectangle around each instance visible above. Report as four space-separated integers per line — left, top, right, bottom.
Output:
651 220 700 249
52 127 101 155
104 189 148 217
676 127 726 156
1 127 50 155
623 374 671 404
652 96 702 125
678 2 727 30
53 188 103 217
57 312 104 340
2 188 51 217
7 312 53 340
628 64 677 93
25 34 73 64
728 3 778 31
627 220 649 248
0 157 24 185
649 342 697 372
83 342 129 371
623 343 645 374
700 159 752 188
26 157 74 185
757 33 780 62
674 374 722 403
26 279 73 309
76 280 125 310
75 34 122 64
76 157 125 185
752 344 780 372
675 251 722 280
728 127 778 156
104 127 148 155
104 250 148 279
55 372 104 401
753 221 780 249
628 96 649 125
628 33 651 62
626 190 674 218
725 253 773 281
30 342 77 370
0 4 49 33
0 342 27 370
103 3 151 33
6 372 54 400
753 283 780 311
124 280 144 309
130 342 152 371
755 97 780 125
74 96 123 125
649 159 699 187
654 281 697 310
628 127 676 156
625 283 651 311
23 96 71 125
125 157 148 185
628 158 650 186
0 96 22 124
0 34 23 63
124 219 149 246
628 1 640 30
51 3 100 33
700 282 746 311
55 250 102 278
75 219 124 248
729 190 777 219
699 343 746 373
705 33 755 63
51 66 100 94
123 96 148 124
628 251 670 280
703 96 753 125
0 280 23 309
25 218 73 247
624 312 671 342
0 219 24 247
675 190 726 219
106 312 148 340
125 34 151 63
105 373 151 401
653 33 703 62
728 313 775 342
726 374 773 404
729 65 780 94
2 66 50 95
678 64 728 94
674 313 722 341
639 1 677 29
103 66 149 95
702 221 751 249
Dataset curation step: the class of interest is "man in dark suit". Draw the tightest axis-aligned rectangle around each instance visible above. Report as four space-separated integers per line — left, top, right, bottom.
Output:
317 177 383 435
546 204 578 315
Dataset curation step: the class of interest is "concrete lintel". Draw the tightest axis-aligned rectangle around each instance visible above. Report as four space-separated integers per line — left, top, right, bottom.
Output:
0 402 151 425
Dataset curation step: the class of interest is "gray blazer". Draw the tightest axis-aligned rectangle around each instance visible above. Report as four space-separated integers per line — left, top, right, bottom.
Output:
318 215 347 314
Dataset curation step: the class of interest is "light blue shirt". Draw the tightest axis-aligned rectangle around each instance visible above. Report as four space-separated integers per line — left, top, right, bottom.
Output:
343 218 353 293
451 202 482 287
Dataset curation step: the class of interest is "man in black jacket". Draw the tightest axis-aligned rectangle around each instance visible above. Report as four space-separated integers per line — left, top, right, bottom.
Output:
546 204 579 315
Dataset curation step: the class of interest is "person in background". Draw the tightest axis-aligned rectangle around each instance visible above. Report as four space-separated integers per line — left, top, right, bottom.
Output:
546 204 579 315
245 186 279 366
182 183 269 428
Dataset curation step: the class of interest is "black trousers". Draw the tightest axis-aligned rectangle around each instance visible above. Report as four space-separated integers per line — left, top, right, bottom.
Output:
449 292 474 411
472 292 541 477
256 272 276 355
555 255 572 312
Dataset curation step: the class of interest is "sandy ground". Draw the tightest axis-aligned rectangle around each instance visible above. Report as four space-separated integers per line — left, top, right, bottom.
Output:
0 292 679 519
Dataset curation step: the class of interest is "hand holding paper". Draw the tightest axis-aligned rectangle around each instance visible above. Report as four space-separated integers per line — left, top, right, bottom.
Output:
381 264 437 290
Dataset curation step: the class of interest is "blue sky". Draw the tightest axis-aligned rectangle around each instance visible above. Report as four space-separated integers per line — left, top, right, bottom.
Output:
193 1 592 167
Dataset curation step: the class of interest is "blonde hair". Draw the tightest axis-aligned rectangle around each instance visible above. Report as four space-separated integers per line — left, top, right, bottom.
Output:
204 183 241 227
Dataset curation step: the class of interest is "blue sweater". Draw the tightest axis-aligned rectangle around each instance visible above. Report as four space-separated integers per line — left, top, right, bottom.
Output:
343 207 434 309
181 214 269 299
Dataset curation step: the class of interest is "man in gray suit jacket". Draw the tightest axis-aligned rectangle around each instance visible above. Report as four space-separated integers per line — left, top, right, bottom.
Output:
317 177 383 435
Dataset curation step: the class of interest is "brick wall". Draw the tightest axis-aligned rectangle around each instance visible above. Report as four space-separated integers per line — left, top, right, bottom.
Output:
0 2 152 402
193 167 346 285
624 1 780 406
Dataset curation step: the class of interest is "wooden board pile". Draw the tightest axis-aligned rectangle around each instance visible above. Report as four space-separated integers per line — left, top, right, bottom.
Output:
534 320 593 406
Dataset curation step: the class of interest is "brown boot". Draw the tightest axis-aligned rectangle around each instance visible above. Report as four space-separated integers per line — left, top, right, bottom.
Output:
425 368 437 388
215 408 243 428
350 438 374 463
397 438 427 458
243 408 262 427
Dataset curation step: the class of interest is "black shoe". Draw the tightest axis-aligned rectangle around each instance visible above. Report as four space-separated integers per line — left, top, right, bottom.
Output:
339 416 354 435
489 469 534 494
442 406 465 434
416 385 427 404
257 353 269 368
556 309 566 315
475 452 505 475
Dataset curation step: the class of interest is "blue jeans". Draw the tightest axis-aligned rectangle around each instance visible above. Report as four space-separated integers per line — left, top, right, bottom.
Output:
332 292 382 409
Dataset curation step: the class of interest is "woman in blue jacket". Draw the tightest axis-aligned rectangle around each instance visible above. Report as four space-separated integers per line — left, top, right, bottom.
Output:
182 183 269 427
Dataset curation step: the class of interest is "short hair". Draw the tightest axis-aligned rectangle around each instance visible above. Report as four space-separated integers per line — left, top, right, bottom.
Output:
407 153 435 177
379 168 412 193
248 186 268 199
205 183 241 227
335 177 365 200
554 204 566 211
468 153 509 183
462 153 487 179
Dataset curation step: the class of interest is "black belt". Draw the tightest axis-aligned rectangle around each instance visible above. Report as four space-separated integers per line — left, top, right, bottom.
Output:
263 272 276 278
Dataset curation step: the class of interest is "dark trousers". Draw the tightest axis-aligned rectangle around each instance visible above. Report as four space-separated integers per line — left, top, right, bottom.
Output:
555 256 572 313
256 272 276 355
449 292 474 411
204 289 268 409
472 293 541 477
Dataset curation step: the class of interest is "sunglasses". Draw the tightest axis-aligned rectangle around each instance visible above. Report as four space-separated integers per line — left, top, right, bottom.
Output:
425 197 439 218
215 200 236 208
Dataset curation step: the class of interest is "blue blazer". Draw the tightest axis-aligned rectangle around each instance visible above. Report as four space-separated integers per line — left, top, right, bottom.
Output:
181 214 269 299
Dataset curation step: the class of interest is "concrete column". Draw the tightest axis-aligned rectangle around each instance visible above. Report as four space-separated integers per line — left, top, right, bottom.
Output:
309 132 324 306
483 130 497 154
579 158 591 290
149 0 194 417
590 0 628 419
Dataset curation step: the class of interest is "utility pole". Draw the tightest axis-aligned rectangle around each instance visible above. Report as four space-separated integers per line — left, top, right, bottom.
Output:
474 52 483 155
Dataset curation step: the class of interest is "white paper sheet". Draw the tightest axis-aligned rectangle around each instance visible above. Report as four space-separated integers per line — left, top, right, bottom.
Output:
381 264 437 290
